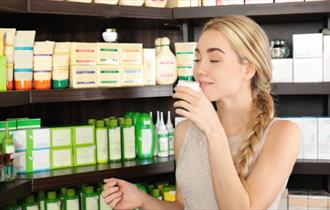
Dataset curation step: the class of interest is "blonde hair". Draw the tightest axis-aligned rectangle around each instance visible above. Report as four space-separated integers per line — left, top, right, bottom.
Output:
202 16 274 181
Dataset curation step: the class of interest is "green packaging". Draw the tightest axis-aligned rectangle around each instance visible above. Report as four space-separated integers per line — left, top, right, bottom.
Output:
122 118 136 160
63 188 79 210
45 191 60 210
136 113 155 159
82 186 99 210
96 120 109 163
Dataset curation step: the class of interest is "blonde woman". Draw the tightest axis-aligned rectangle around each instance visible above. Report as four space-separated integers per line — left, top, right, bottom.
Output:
102 15 300 210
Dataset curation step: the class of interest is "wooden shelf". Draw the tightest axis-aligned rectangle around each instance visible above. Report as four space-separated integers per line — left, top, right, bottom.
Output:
293 159 330 175
0 91 30 108
271 83 330 95
0 0 26 13
0 180 31 208
27 0 172 19
17 156 175 192
30 85 173 103
173 1 330 22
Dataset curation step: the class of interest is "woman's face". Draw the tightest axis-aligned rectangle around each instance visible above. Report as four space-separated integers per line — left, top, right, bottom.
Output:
194 29 252 102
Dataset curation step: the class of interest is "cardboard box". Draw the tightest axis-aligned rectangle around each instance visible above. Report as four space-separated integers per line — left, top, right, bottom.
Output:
323 36 330 82
293 58 323 83
293 33 323 58
74 144 96 166
271 59 293 83
72 125 95 145
51 127 72 148
317 118 330 160
50 147 73 169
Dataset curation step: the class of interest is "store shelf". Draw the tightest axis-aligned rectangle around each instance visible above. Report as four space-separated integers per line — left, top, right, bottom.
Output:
173 1 330 22
27 0 172 19
271 83 330 95
0 91 30 108
0 180 32 208
293 159 330 175
18 156 175 192
0 0 26 13
30 85 173 103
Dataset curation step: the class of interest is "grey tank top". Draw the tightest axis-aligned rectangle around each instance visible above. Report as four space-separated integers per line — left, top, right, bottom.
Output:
176 119 288 210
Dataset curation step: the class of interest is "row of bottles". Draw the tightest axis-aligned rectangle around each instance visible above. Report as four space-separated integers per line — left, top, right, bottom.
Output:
0 122 16 182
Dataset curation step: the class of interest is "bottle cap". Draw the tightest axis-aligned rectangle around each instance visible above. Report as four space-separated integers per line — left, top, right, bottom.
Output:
96 120 105 128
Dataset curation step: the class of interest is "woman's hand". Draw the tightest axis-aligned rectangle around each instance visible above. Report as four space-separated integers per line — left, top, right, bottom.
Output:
102 178 146 210
173 86 222 137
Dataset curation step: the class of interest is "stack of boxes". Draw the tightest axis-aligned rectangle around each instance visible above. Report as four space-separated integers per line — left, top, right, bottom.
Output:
72 125 96 166
50 127 73 169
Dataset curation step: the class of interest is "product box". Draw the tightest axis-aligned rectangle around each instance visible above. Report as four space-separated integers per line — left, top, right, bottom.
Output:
96 65 121 87
31 128 51 149
191 0 202 7
51 127 72 148
50 147 73 169
245 0 273 4
317 118 330 160
323 36 330 82
0 56 6 91
143 48 156 86
285 118 304 159
166 0 190 7
301 118 318 159
202 0 216 6
271 59 293 83
70 42 96 66
96 43 121 65
275 0 303 2
28 149 50 173
120 43 143 65
70 65 97 89
74 144 96 166
293 33 323 58
72 125 95 145
0 120 17 131
17 118 41 129
279 189 288 210
14 151 26 174
308 191 328 210
288 191 308 210
293 58 323 83
217 0 244 5
11 129 31 152
121 64 144 87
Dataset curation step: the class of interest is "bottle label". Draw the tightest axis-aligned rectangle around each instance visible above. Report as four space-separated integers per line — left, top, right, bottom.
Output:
66 199 79 210
109 128 121 161
158 133 168 157
123 127 136 159
141 129 152 154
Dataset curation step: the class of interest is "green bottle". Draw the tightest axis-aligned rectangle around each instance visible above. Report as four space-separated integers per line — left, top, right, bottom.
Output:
82 186 99 210
4 202 21 210
3 122 15 182
59 188 67 210
96 120 109 163
118 117 125 127
131 112 140 125
122 118 136 160
108 119 121 162
151 189 162 200
98 184 112 210
45 191 60 210
22 195 38 210
37 191 46 210
103 118 110 127
88 119 96 126
63 188 79 210
136 113 155 159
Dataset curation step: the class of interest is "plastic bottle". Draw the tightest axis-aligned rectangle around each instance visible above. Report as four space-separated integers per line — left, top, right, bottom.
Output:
3 122 15 182
166 111 175 156
98 184 112 210
63 188 79 210
37 191 46 210
45 191 60 210
151 188 163 200
59 188 67 210
157 112 169 157
156 37 177 85
108 118 121 162
154 110 160 157
96 120 109 163
136 113 155 159
87 119 96 126
82 186 99 210
22 195 38 210
122 118 136 160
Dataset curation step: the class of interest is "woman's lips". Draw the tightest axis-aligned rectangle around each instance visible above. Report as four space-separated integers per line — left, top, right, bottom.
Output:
199 81 213 90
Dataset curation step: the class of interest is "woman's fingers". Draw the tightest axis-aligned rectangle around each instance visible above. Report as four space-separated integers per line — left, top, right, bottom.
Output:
174 100 194 112
102 186 120 198
104 191 123 205
109 195 122 208
104 180 118 190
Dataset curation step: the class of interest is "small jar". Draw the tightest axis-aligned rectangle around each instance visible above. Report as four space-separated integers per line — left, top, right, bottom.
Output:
102 28 118 42
270 39 290 59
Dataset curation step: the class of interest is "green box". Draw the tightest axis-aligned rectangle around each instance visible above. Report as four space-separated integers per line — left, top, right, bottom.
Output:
72 125 95 145
0 56 6 91
11 129 32 152
17 118 41 129
0 120 17 131
14 148 50 174
73 144 96 166
50 146 73 169
50 127 72 148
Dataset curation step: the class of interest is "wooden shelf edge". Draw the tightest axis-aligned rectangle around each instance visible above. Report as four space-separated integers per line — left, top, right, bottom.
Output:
271 82 330 95
0 180 32 208
292 159 330 175
0 91 30 108
0 0 26 13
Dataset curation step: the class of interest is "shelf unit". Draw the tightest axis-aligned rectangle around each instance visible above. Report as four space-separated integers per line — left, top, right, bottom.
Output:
0 0 26 13
0 180 32 208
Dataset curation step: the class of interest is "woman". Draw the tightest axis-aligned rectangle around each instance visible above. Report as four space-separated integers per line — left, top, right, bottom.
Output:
102 15 300 210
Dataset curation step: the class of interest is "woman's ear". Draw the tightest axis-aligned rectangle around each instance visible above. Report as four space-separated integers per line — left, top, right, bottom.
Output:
243 63 256 80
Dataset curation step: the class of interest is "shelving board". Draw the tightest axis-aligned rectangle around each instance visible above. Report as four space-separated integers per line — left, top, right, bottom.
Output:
293 159 330 175
0 0 26 13
173 1 330 22
30 85 173 103
0 91 30 108
0 180 32 208
27 0 172 19
271 82 330 95
17 156 175 192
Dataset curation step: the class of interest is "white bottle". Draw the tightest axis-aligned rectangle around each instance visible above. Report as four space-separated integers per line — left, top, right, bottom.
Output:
145 0 167 7
156 37 177 85
166 111 174 156
157 112 169 157
154 110 160 156
155 38 162 55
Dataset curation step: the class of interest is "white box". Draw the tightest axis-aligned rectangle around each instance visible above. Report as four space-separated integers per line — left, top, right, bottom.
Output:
191 0 202 6
202 0 216 6
11 130 27 152
293 33 323 58
245 0 273 4
293 58 323 83
271 59 293 82
14 151 26 174
317 118 330 160
323 36 330 82
275 0 303 2
217 0 244 5
32 128 50 149
288 192 308 210
51 127 72 148
279 189 288 210
32 149 50 172
302 118 318 159
308 191 328 210
286 118 304 159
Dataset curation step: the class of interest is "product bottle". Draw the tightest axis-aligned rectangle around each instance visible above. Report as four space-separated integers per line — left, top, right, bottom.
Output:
0 131 4 182
108 118 121 162
45 191 60 210
136 113 155 159
3 122 15 182
166 111 175 156
37 191 46 210
154 111 160 156
155 38 162 55
98 184 112 210
63 188 79 210
151 188 163 200
22 195 38 210
156 37 177 85
157 112 169 157
82 186 99 210
59 188 67 210
122 118 136 160
88 118 96 126
96 120 109 163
